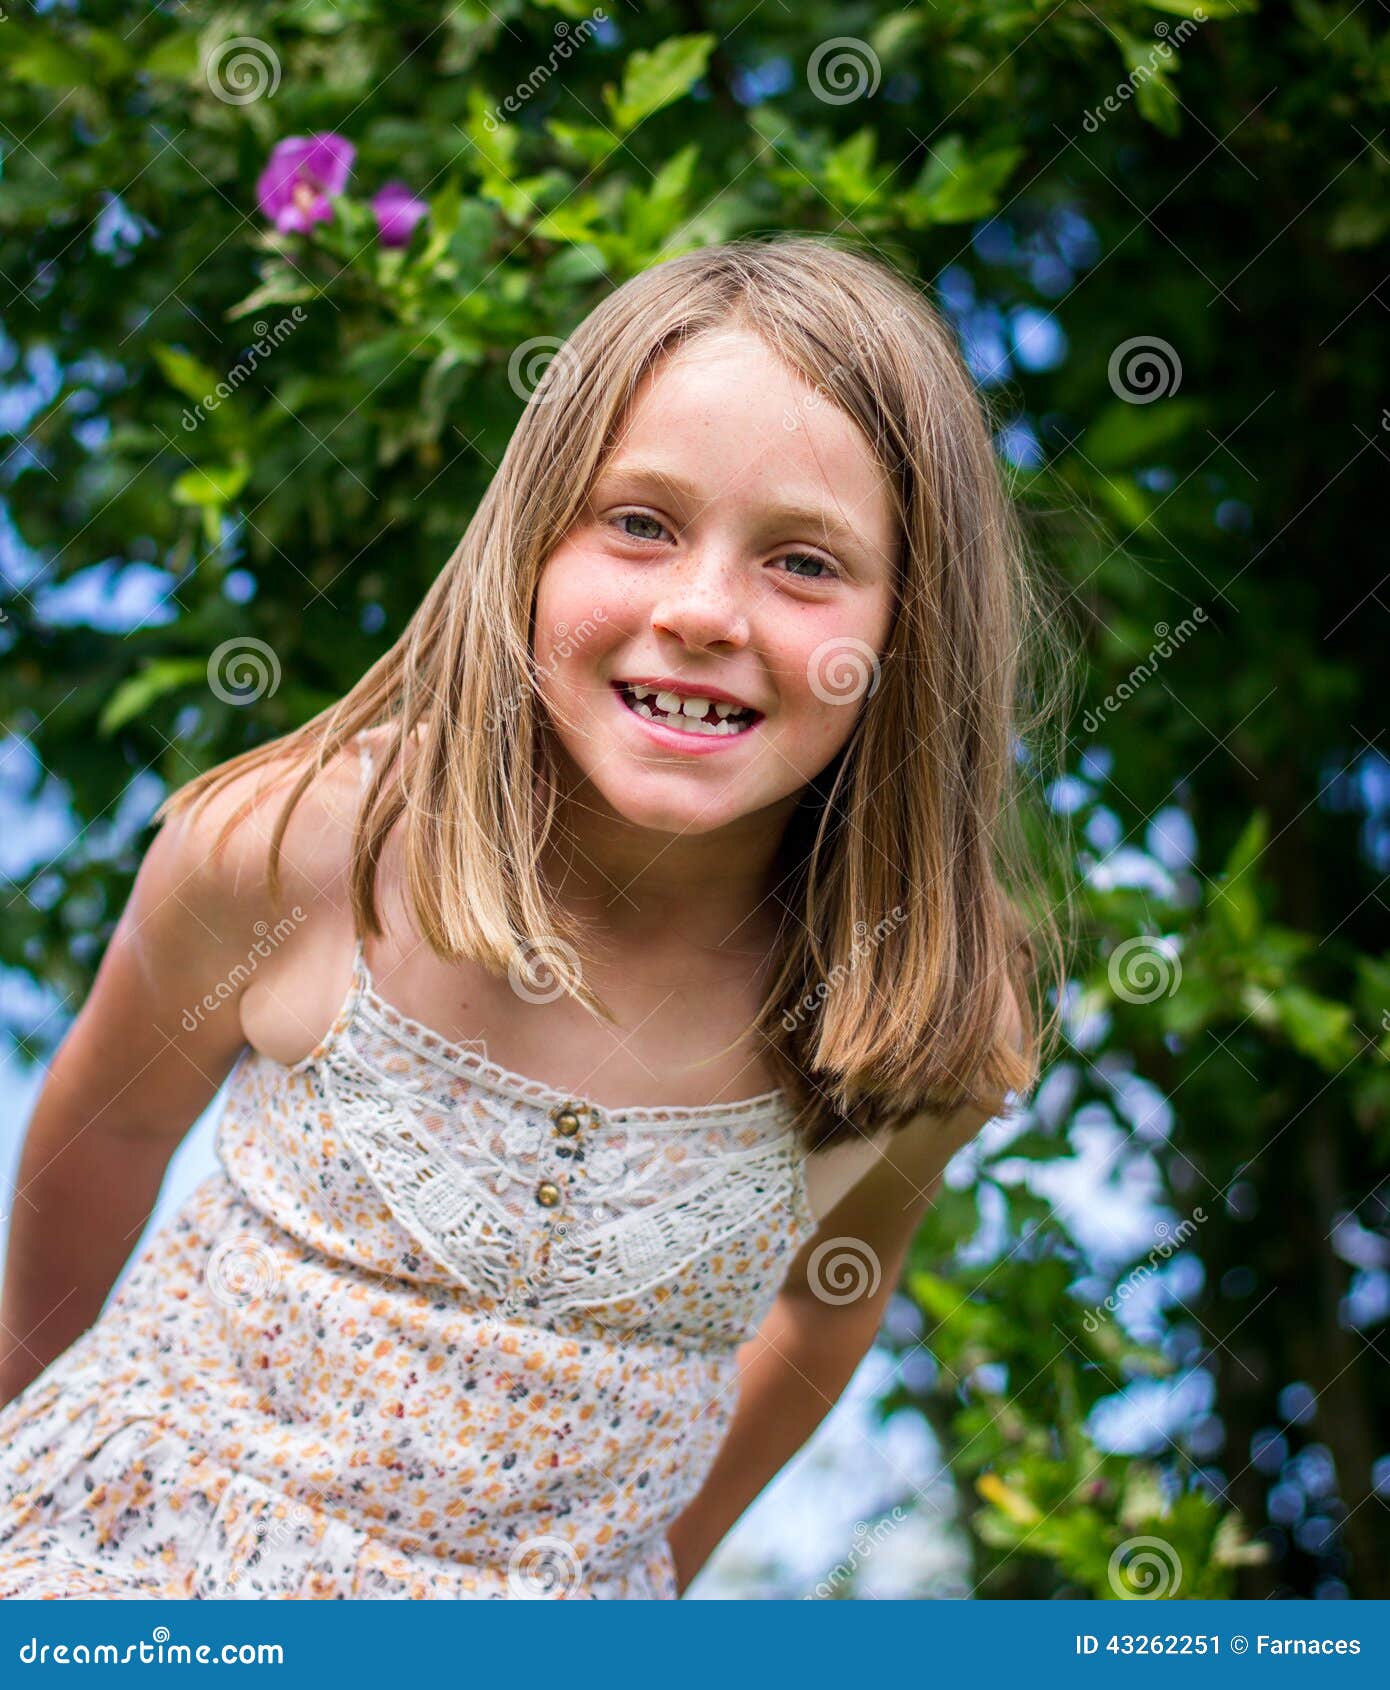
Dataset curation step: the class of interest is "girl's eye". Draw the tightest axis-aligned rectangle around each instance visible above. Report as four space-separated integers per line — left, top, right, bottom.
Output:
612 511 668 542
778 552 840 582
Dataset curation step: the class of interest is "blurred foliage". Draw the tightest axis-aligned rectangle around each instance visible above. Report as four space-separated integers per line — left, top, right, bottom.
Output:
1 0 1386 1598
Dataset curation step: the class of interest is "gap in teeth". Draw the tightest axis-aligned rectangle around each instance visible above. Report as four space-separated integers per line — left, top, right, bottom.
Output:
620 684 754 735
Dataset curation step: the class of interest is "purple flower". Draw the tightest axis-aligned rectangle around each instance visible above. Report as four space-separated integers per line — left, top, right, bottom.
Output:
371 180 428 248
256 134 355 234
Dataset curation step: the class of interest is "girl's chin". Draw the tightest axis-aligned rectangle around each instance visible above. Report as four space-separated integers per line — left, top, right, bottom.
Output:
588 783 747 836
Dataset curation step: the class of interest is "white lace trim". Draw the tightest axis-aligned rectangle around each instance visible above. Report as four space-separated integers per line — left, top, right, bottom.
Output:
322 1028 814 1319
353 946 790 1129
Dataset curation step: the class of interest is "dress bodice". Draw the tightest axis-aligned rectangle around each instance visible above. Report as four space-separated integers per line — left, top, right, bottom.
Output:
215 933 819 1351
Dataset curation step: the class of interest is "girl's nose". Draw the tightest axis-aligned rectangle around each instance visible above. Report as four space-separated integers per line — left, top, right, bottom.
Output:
649 554 751 651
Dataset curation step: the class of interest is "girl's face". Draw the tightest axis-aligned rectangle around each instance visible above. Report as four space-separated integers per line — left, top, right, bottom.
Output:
533 328 899 841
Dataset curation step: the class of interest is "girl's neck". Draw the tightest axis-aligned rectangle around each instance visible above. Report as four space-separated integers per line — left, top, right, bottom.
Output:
540 797 794 959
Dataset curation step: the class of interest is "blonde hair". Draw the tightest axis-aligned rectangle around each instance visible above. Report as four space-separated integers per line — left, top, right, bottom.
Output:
158 232 1074 1153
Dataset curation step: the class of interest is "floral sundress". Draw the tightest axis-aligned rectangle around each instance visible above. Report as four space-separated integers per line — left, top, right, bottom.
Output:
0 738 818 1599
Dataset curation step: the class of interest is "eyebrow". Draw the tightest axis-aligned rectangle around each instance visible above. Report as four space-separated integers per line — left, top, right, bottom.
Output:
597 458 884 569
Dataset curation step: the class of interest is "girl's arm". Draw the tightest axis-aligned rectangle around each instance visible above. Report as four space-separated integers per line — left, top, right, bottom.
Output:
0 776 285 1407
664 996 1024 1595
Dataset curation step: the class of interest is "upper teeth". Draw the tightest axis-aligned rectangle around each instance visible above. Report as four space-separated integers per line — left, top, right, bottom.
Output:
628 684 749 720
622 683 755 736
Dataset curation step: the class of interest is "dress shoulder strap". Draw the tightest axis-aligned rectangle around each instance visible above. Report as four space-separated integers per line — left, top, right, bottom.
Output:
355 728 374 795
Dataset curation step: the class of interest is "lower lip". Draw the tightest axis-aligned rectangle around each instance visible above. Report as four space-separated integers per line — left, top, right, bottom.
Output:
609 684 762 756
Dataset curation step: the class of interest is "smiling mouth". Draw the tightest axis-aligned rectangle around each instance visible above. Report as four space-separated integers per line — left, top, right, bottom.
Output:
612 682 762 738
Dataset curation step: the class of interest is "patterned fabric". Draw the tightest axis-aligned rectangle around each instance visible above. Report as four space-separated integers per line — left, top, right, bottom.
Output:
0 741 819 1600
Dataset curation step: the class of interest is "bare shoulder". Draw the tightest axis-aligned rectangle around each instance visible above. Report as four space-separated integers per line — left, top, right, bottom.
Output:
139 732 373 954
39 735 373 1145
189 733 385 1060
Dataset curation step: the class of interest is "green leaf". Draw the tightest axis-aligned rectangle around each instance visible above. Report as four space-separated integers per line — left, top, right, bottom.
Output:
1221 810 1269 884
1092 473 1155 531
822 128 892 208
1271 985 1358 1069
1141 0 1256 14
1105 22 1182 136
624 142 700 252
1328 200 1390 251
1082 399 1203 469
900 134 1024 225
151 344 219 406
871 10 930 62
417 174 461 266
143 31 201 80
544 244 609 285
7 34 98 89
546 120 622 167
604 34 715 134
171 460 250 508
1352 952 1390 1032
419 349 470 437
99 658 209 735
227 268 321 321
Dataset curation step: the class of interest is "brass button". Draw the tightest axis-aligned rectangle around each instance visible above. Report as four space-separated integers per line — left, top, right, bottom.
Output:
535 1180 562 1208
554 1108 582 1137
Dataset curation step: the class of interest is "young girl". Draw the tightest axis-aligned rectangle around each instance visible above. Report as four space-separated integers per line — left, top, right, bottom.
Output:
0 234 1063 1600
